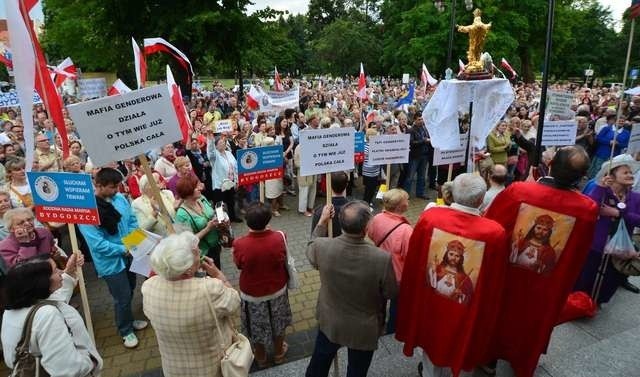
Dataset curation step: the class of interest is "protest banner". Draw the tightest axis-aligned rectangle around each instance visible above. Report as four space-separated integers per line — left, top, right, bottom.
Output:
77 78 108 100
0 90 42 107
354 131 365 163
27 171 98 341
237 145 284 185
368 134 410 165
299 127 355 176
300 127 355 238
67 85 182 167
627 124 640 155
214 119 233 133
541 120 578 146
433 134 469 166
259 87 300 112
28 172 99 225
546 90 575 120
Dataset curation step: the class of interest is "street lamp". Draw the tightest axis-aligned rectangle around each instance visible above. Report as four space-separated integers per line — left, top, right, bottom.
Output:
434 0 474 75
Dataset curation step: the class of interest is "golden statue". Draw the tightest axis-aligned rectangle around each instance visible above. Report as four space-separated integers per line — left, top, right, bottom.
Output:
457 9 492 74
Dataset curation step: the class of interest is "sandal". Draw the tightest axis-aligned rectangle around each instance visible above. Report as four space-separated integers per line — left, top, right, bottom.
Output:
274 342 289 365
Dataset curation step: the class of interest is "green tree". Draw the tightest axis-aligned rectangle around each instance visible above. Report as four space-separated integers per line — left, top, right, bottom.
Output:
311 18 382 75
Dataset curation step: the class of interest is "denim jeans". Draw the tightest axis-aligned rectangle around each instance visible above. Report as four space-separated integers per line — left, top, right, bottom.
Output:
306 331 374 377
403 155 429 197
103 266 137 336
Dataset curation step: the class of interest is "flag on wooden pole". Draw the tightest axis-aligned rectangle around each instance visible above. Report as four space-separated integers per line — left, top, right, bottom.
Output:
132 38 147 89
274 66 284 91
357 63 367 100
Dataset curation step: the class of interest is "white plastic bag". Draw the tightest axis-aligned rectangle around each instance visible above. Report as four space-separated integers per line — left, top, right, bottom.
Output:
604 219 638 259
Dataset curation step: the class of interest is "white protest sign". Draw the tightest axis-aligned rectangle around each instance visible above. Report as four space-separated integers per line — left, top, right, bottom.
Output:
433 134 469 166
67 85 181 167
77 78 107 100
541 120 578 146
259 87 300 112
546 90 574 120
0 91 42 107
214 119 232 133
368 134 410 165
627 124 640 155
299 127 355 176
402 74 410 84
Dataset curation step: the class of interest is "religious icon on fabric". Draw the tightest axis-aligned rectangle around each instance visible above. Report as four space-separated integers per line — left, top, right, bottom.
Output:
427 228 485 305
510 203 576 275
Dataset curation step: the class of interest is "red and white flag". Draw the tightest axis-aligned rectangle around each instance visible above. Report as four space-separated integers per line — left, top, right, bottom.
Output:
630 0 640 20
458 59 466 75
421 63 437 92
274 66 284 91
246 85 265 110
6 0 69 167
501 58 517 80
48 57 77 88
132 37 147 89
167 66 191 144
144 37 194 93
357 62 367 100
0 48 12 70
108 79 132 96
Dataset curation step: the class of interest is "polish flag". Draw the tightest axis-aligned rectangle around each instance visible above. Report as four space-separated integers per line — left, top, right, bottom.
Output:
357 63 367 100
501 58 518 80
274 66 284 91
48 57 77 88
132 38 147 89
144 37 194 94
421 63 437 93
108 79 132 96
7 0 69 165
246 85 264 110
167 66 191 144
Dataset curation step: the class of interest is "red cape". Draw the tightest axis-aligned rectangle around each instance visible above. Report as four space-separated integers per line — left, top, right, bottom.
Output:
396 206 508 376
484 182 597 377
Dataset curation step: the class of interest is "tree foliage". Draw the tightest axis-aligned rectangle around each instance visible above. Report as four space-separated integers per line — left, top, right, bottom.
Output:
40 0 634 84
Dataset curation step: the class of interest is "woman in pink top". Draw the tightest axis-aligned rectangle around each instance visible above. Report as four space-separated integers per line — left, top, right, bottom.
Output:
367 188 413 334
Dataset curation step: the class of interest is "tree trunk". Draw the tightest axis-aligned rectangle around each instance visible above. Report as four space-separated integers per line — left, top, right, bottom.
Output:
518 46 535 83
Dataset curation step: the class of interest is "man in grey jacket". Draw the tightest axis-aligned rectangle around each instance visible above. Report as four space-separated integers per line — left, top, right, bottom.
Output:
305 200 398 377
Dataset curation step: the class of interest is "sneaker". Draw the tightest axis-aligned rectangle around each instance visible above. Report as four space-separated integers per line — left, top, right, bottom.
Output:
133 320 148 331
122 333 139 348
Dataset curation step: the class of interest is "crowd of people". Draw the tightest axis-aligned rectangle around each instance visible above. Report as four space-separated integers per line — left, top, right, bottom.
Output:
0 74 637 376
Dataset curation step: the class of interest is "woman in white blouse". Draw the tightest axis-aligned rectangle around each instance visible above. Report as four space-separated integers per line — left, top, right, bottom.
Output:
207 135 241 222
2 253 102 376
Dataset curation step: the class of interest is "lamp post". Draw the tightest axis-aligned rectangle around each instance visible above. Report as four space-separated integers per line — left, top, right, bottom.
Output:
434 0 473 74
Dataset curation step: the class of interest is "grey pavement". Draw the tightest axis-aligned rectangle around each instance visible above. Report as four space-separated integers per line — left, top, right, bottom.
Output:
250 277 640 377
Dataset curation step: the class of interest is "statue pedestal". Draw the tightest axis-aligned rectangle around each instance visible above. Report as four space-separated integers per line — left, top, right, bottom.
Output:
459 70 493 81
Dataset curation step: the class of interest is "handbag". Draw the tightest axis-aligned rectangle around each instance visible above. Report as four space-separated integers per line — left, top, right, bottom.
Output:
203 279 253 377
278 231 300 290
11 300 57 377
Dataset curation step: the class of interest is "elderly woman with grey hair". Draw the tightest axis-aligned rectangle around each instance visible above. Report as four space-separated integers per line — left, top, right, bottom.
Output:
142 231 240 377
0 208 56 270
